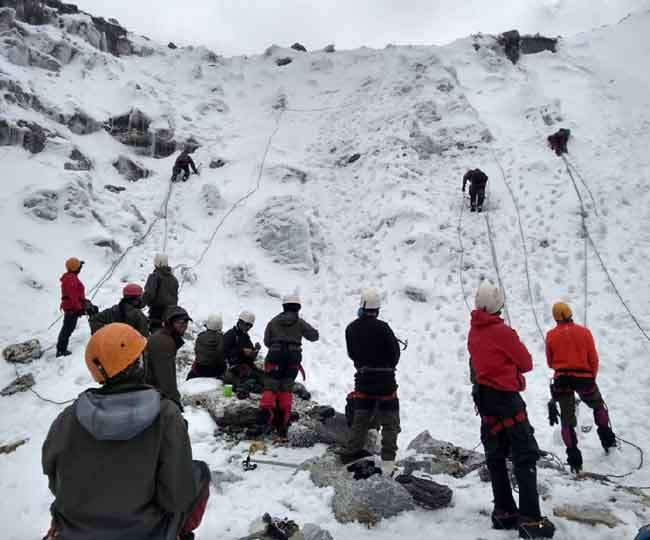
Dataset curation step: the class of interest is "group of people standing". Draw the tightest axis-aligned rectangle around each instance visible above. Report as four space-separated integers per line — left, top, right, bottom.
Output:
47 245 616 539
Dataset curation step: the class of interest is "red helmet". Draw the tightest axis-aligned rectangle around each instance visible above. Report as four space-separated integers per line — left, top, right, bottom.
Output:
122 283 143 298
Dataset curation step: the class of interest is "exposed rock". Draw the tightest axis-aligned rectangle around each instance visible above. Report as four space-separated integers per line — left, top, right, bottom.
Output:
323 44 335 53
400 431 485 478
64 147 92 171
404 285 428 303
553 504 621 528
113 155 152 182
276 57 293 66
300 453 415 525
255 196 321 272
106 109 176 158
0 438 28 455
2 339 42 363
209 158 227 169
395 474 453 510
499 29 521 64
23 189 58 220
302 524 333 540
168 41 177 50
93 238 121 253
0 373 35 396
347 153 361 164
104 184 125 194
200 183 224 216
66 110 101 135
291 42 307 52
0 119 48 153
521 34 557 55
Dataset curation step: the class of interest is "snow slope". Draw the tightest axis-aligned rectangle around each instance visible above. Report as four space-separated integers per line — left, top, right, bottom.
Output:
1 7 650 539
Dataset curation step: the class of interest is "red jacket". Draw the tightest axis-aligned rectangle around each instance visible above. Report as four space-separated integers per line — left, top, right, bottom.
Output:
546 322 599 378
60 272 86 313
468 310 533 392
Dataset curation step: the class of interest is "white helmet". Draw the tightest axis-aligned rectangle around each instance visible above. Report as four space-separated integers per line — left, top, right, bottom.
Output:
475 279 505 314
239 310 255 325
282 293 301 305
206 313 223 331
154 253 169 268
360 288 381 310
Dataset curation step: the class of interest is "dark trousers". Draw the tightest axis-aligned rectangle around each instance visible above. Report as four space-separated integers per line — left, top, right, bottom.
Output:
148 306 165 334
172 165 190 182
187 362 225 381
469 184 486 211
477 387 541 519
346 396 400 461
176 460 211 539
56 312 79 353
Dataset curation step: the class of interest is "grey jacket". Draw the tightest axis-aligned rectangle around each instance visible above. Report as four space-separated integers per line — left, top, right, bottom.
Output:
143 267 179 310
264 311 319 352
42 383 196 540
195 329 225 371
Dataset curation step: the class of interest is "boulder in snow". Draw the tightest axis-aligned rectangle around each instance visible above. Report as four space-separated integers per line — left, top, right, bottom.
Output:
276 57 293 66
209 158 227 169
113 155 152 182
291 42 307 52
168 42 178 50
2 339 42 364
64 148 92 171
0 438 28 455
23 189 59 220
323 44 335 53
0 373 35 396
394 473 453 510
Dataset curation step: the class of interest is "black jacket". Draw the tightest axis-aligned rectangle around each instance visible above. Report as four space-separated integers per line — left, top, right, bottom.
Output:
89 300 149 337
146 329 184 405
223 326 255 368
345 315 400 395
194 329 225 374
463 169 488 191
143 267 179 312
174 154 198 173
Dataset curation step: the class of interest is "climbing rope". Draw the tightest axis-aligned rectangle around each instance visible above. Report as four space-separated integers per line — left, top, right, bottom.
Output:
457 196 472 313
11 363 74 406
562 157 650 345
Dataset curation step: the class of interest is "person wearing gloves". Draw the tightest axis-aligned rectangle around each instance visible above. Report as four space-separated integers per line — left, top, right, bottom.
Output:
223 310 264 394
187 313 226 380
260 293 319 437
89 283 149 337
468 280 555 538
42 323 210 540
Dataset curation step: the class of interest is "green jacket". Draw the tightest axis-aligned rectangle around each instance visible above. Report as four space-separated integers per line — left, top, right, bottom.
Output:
146 329 183 405
42 382 196 539
89 301 150 337
195 329 225 372
143 267 179 310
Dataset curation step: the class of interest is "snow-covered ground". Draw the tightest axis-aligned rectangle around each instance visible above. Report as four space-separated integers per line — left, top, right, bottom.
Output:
1 5 650 539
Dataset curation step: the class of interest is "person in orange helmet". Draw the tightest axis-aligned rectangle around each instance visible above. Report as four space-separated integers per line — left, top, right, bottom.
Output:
546 302 617 473
56 257 88 357
42 323 210 540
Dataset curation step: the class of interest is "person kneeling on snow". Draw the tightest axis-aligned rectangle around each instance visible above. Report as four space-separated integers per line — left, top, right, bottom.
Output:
546 302 616 473
42 323 210 540
260 294 319 437
341 288 401 476
187 313 226 380
223 310 264 395
89 283 149 337
469 280 555 538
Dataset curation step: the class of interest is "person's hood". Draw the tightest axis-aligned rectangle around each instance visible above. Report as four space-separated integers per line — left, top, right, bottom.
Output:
277 311 299 326
470 309 503 328
75 387 161 441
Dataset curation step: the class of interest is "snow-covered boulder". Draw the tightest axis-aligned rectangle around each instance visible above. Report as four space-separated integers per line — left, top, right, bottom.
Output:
113 155 152 182
0 373 35 396
23 189 59 220
2 339 42 363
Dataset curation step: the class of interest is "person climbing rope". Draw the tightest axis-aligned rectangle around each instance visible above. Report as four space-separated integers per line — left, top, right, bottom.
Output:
145 306 191 409
260 294 319 438
462 168 488 213
340 288 401 476
187 313 226 380
142 253 179 333
546 302 617 473
222 310 264 395
57 257 93 357
468 280 555 538
172 149 199 182
547 128 571 156
42 323 210 540
89 283 149 337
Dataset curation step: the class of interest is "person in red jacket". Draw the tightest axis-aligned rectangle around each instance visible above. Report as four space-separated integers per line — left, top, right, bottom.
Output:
56 257 87 357
468 280 555 538
546 302 616 473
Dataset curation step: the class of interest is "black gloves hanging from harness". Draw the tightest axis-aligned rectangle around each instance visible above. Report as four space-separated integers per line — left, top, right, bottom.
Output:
548 381 559 426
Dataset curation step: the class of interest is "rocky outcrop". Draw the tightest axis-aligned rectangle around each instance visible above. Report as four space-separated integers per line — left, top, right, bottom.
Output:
499 30 557 64
0 438 28 454
323 44 335 53
0 118 48 153
209 158 227 169
106 109 177 158
276 57 293 66
23 189 58 220
113 155 152 181
291 42 307 52
0 373 35 396
2 339 42 363
64 147 92 170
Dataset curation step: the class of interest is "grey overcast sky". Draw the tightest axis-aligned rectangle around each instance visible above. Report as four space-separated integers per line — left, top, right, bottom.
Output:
75 0 650 56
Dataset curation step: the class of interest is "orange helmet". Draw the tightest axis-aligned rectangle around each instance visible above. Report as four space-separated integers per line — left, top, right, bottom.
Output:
552 302 573 322
85 323 147 384
65 257 84 272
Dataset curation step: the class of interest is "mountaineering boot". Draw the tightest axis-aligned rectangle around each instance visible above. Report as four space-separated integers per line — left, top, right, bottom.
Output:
491 509 519 530
470 206 477 212
477 206 483 213
381 460 396 477
597 426 617 452
56 349 72 357
566 447 583 474
518 516 556 538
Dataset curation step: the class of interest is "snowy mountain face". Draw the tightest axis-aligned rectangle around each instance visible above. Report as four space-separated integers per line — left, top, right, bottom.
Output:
2 1 650 538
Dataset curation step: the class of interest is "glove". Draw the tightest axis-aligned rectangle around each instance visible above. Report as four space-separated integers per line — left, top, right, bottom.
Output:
547 399 559 426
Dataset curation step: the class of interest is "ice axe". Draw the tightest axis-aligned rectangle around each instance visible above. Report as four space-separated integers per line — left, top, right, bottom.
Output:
241 455 300 472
